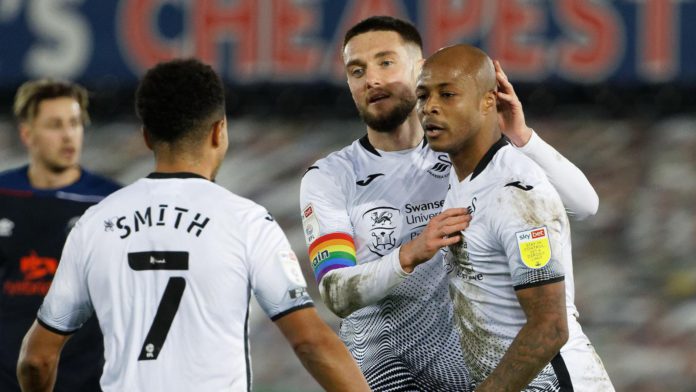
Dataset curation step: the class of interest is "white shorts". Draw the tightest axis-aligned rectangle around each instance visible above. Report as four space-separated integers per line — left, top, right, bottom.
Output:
558 323 614 391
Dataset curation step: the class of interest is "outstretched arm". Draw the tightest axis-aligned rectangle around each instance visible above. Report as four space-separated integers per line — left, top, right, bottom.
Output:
318 209 470 318
275 307 370 392
301 166 469 318
17 321 71 392
495 60 598 219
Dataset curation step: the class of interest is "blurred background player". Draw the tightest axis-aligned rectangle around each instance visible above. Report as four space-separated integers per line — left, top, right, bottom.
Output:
16 58 370 392
299 16 599 391
0 79 120 391
417 43 614 391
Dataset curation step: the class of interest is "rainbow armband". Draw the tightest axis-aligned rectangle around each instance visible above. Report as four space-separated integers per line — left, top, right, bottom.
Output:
308 233 357 282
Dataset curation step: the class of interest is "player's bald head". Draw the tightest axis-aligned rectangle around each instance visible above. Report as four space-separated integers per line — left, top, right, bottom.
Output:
423 45 495 97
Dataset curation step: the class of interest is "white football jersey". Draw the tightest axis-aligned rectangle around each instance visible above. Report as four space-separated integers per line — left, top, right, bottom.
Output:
38 173 312 392
444 139 613 390
301 136 471 391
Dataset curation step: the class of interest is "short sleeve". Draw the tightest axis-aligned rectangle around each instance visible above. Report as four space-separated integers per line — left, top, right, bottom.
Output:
299 165 354 244
246 210 313 321
300 165 358 282
492 175 567 291
37 221 94 334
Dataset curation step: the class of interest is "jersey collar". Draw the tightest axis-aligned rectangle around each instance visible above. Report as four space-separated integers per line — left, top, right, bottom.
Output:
359 134 429 157
359 135 381 156
147 172 208 180
470 136 509 181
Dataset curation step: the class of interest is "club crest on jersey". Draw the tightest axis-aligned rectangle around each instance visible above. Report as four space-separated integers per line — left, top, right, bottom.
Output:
363 206 400 255
427 155 451 179
104 218 115 232
516 227 552 268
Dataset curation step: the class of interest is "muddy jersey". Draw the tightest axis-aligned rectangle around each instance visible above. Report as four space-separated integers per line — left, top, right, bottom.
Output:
38 173 313 392
444 138 613 391
0 165 119 392
301 136 471 391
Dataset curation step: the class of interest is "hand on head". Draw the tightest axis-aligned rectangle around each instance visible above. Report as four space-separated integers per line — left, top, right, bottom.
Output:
494 60 532 147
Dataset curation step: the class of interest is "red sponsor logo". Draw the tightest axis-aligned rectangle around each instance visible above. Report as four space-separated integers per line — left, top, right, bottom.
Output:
20 251 58 280
2 251 58 296
531 228 546 239
3 281 52 296
303 205 313 218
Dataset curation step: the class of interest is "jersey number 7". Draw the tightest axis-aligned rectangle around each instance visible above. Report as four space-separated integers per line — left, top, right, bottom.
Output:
128 251 189 361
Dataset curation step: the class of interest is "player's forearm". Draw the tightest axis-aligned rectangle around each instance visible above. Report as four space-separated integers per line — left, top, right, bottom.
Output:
16 355 58 392
516 130 598 219
16 322 70 392
319 247 408 318
293 331 370 391
476 318 568 392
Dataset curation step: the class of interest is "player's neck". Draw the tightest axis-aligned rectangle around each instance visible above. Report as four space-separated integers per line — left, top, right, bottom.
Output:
450 131 501 182
27 162 81 189
366 112 423 151
153 155 215 181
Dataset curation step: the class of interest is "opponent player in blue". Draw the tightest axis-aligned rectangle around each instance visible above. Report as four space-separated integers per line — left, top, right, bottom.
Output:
0 79 120 391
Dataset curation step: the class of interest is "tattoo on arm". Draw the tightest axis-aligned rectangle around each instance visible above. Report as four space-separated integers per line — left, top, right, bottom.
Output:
476 281 568 392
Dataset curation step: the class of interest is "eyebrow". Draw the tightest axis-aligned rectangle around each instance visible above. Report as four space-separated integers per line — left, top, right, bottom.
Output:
345 58 365 69
374 50 397 59
416 82 454 89
345 50 398 69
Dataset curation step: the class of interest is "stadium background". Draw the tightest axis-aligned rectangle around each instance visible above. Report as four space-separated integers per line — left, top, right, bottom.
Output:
1 1 695 391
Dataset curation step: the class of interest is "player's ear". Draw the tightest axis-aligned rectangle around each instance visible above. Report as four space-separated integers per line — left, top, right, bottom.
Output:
19 122 31 148
210 117 226 148
481 90 496 115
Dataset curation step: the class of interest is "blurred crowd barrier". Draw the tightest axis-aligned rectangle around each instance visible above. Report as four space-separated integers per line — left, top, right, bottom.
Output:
1 113 694 392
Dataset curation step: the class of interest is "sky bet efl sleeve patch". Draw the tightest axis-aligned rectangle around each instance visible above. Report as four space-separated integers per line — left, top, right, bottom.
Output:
301 203 320 245
516 227 551 269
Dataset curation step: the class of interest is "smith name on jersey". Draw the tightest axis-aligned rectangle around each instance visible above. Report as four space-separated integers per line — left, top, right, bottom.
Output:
444 138 613 391
301 136 471 391
37 173 312 392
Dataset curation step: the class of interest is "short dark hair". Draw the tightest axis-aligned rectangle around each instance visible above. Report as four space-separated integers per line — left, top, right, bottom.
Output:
135 58 225 145
14 79 90 125
343 16 422 51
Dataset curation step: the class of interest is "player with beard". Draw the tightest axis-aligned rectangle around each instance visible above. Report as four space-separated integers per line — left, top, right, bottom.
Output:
299 16 599 391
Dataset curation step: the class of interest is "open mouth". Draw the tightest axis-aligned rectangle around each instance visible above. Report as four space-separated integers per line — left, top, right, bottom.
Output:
423 122 445 136
367 91 389 104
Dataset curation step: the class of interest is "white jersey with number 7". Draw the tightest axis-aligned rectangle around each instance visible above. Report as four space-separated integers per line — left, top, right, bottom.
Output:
37 173 313 392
